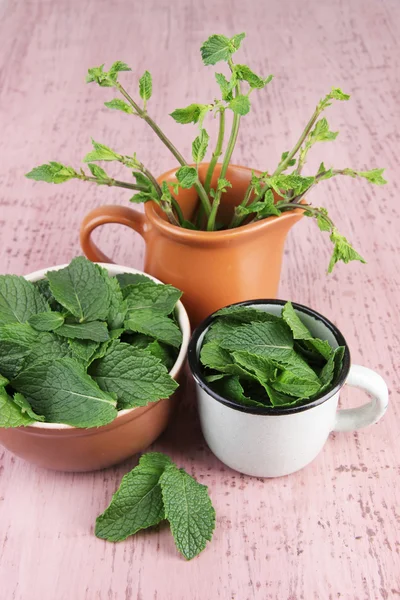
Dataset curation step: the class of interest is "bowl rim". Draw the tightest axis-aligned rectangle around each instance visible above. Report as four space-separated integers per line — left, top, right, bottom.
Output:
21 262 191 430
187 299 351 415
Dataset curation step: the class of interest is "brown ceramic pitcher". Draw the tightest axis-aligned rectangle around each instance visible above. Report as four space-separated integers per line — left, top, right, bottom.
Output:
80 164 303 325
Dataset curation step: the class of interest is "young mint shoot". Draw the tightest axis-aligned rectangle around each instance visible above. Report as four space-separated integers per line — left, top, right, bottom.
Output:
25 34 386 272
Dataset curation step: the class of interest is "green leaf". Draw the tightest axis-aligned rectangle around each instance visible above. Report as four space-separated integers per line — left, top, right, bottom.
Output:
83 140 121 163
27 331 72 364
264 384 301 408
192 129 210 164
28 312 64 332
272 370 321 398
102 273 127 330
56 321 110 342
68 339 100 366
219 321 293 361
146 340 177 371
234 64 271 89
357 168 387 185
176 166 198 189
238 189 280 219
0 340 31 379
123 281 182 315
12 393 45 422
310 118 338 144
104 99 134 114
269 174 315 196
170 104 211 125
328 229 366 273
116 273 154 288
89 341 178 409
87 62 131 87
25 162 77 184
318 346 345 392
160 463 215 560
231 351 277 382
12 358 117 428
0 387 37 428
215 73 236 101
109 61 131 76
228 94 250 116
0 374 9 387
200 342 253 379
46 258 111 323
95 453 172 542
200 33 245 65
330 87 350 101
280 151 296 168
139 70 152 103
216 178 232 193
130 192 156 204
315 208 332 232
33 279 63 312
125 311 182 348
213 305 280 324
212 375 267 407
0 275 50 326
282 302 312 340
87 163 109 179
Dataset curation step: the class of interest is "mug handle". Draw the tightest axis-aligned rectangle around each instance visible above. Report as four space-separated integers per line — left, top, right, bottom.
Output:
80 205 147 263
333 364 389 432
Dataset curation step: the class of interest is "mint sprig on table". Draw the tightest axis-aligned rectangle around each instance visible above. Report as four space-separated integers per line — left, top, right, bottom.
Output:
0 257 182 428
95 452 216 561
25 33 386 272
200 303 345 408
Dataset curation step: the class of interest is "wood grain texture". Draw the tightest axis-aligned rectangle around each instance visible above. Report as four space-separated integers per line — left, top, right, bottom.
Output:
0 0 399 598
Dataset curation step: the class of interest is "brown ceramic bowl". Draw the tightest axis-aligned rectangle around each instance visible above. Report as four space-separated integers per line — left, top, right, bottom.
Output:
0 263 191 472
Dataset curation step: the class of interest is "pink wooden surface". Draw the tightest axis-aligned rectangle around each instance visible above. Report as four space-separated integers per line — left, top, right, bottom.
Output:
0 0 399 598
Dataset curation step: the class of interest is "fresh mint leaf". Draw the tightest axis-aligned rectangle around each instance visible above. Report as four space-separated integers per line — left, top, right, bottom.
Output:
310 118 338 144
12 358 117 428
271 370 321 398
234 64 271 89
282 302 311 340
95 453 172 542
231 351 277 382
56 321 110 342
139 71 152 103
200 33 245 65
176 166 198 189
116 273 154 288
212 375 266 407
280 151 296 169
0 275 50 325
330 87 350 101
238 189 280 219
102 273 127 330
125 311 182 348
109 61 131 76
0 374 9 387
160 463 215 560
46 258 111 323
89 341 178 409
0 387 37 428
123 281 182 315
228 94 250 116
328 229 366 273
83 140 121 163
28 312 64 332
28 331 72 363
147 340 177 371
192 129 210 164
25 162 77 184
264 384 301 407
87 163 109 179
33 279 63 312
170 104 211 125
104 99 134 114
87 62 131 87
200 342 253 379
13 392 45 422
357 168 387 185
219 321 293 361
215 73 236 101
318 346 345 392
68 339 100 366
213 305 280 324
0 340 31 379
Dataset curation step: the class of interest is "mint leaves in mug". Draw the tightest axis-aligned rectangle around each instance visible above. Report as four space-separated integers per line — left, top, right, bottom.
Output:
95 452 216 560
0 257 182 428
200 303 345 408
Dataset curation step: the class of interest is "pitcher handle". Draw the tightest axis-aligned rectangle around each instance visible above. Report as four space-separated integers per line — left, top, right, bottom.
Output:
80 205 147 264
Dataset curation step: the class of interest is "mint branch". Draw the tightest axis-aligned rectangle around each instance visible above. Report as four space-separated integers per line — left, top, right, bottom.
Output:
204 109 226 193
115 82 212 218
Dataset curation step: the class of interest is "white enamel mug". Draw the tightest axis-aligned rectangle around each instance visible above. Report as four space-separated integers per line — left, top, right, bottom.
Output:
188 300 389 478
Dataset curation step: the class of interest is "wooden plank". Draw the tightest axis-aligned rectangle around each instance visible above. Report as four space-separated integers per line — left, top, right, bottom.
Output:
0 0 399 598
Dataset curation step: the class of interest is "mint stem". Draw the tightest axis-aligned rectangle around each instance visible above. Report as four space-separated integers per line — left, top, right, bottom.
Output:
204 109 226 194
116 82 212 219
229 183 254 228
79 175 148 192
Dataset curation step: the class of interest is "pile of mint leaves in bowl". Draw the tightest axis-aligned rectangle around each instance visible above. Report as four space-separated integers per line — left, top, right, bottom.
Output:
188 299 351 477
0 257 190 472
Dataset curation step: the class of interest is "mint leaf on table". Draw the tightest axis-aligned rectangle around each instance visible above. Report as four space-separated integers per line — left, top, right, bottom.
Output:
89 341 178 409
160 463 216 560
0 387 38 428
56 321 110 342
28 312 64 332
125 311 182 348
46 257 111 323
95 452 172 542
123 282 182 315
12 358 117 428
0 275 49 325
